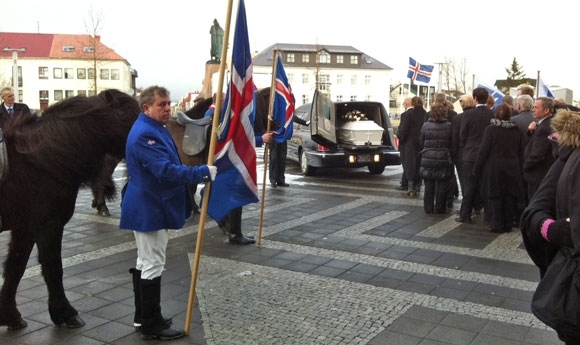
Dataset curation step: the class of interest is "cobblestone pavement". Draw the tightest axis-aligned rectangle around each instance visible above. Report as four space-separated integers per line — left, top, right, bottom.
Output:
0 148 564 344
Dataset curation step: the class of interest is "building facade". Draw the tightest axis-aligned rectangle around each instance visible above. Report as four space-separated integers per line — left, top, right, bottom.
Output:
0 32 137 111
252 43 393 107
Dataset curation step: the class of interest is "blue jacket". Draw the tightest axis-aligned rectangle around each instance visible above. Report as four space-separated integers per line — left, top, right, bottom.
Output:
120 113 211 232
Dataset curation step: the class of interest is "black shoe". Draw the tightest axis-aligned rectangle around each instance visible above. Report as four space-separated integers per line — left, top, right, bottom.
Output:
396 185 408 191
277 182 289 187
455 217 472 224
141 327 186 340
229 234 256 245
270 182 277 188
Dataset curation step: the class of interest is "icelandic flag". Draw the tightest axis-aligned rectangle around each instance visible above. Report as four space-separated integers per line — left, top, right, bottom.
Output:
476 81 504 106
207 0 259 223
538 78 555 98
272 58 295 143
407 57 434 84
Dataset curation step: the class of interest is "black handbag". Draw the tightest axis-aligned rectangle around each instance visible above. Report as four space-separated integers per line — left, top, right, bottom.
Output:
531 249 580 338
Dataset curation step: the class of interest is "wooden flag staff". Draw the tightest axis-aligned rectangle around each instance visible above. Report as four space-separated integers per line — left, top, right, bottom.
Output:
183 0 234 335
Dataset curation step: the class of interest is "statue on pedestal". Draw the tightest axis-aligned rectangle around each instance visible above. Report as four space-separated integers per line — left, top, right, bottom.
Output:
209 19 224 64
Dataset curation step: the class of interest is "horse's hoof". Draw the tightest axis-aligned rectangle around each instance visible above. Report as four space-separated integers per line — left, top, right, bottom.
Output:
6 317 28 330
58 315 85 328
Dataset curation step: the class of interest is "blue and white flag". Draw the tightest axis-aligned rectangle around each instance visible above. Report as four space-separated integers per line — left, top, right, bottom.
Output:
407 57 434 84
538 78 555 98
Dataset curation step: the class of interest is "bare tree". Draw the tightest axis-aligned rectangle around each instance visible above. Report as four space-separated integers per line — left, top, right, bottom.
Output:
440 57 471 98
80 6 105 94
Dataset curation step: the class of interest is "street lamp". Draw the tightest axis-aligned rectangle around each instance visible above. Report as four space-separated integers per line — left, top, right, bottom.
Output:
3 47 27 102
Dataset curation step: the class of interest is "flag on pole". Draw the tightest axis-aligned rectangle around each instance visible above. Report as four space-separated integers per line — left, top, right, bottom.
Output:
476 81 504 105
207 0 258 223
407 57 434 84
272 58 295 143
538 78 555 98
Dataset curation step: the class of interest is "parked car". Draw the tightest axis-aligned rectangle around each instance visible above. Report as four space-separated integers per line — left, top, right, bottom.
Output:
287 90 400 176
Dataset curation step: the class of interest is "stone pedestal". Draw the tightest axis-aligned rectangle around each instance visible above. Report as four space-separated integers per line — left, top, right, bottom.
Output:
201 63 227 98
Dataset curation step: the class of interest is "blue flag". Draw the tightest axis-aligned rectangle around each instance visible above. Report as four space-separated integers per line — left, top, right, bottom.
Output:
538 78 555 98
407 57 434 84
272 58 295 143
206 0 259 223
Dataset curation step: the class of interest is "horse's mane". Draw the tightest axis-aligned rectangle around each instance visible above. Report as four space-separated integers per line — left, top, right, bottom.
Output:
6 90 139 186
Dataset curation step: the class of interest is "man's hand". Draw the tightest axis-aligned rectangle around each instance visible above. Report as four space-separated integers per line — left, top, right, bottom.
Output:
262 132 273 144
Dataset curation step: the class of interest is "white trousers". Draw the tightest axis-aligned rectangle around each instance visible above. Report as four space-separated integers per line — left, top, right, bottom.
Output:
133 229 169 280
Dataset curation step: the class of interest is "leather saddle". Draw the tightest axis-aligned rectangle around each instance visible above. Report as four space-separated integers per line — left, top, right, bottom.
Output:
176 112 212 156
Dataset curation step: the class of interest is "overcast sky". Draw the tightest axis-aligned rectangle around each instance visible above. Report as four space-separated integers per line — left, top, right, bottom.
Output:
2 0 577 101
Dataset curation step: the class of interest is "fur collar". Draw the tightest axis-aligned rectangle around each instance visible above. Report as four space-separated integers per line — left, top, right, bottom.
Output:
552 109 580 148
489 119 515 128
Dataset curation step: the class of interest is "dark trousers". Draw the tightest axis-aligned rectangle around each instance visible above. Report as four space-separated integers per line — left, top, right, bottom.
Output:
459 161 482 220
488 195 516 232
269 141 287 184
423 177 449 213
225 207 243 235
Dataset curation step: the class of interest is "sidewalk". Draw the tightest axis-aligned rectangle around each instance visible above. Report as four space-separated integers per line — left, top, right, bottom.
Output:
0 161 562 344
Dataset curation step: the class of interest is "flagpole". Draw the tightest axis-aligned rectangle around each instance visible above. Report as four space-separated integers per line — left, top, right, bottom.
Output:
536 70 541 99
183 0 234 335
257 49 278 245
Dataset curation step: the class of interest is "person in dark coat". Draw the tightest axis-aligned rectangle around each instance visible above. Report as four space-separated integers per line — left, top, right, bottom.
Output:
0 87 32 129
456 87 493 224
523 97 556 200
473 104 524 233
398 96 426 196
520 108 580 345
419 103 453 214
396 97 413 191
451 95 474 200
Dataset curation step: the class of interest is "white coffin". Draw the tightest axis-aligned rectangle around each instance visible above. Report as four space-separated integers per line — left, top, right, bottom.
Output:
338 121 384 146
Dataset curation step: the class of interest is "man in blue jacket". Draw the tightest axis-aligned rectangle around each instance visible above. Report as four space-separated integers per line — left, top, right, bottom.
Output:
120 86 216 340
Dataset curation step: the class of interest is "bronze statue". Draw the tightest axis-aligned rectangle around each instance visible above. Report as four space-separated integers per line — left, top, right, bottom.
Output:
209 19 224 63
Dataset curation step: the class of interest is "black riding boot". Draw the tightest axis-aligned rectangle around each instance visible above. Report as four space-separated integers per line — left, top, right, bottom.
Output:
227 207 255 244
140 277 185 340
130 269 172 332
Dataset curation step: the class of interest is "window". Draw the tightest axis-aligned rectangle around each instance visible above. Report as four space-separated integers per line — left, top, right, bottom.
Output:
316 51 330 64
351 75 357 85
365 75 371 85
62 46 74 52
83 47 95 53
350 55 358 64
64 68 74 79
350 95 358 101
39 90 49 102
301 54 309 63
287 73 294 84
286 53 295 63
38 67 49 79
301 73 309 84
301 94 309 104
53 68 62 79
54 90 63 101
65 90 75 99
365 95 372 101
17 66 23 87
77 90 87 96
336 55 344 64
318 74 330 91
77 68 86 79
88 68 95 79
336 95 343 102
336 74 343 85
111 69 120 80
100 69 110 80
88 89 96 97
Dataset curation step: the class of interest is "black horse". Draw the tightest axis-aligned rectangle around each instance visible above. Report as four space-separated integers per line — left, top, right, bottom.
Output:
0 89 140 330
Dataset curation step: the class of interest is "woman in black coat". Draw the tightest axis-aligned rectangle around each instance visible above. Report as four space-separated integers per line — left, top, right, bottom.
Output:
473 104 524 233
419 103 453 214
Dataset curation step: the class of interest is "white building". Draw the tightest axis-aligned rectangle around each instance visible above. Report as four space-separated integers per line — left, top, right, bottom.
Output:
252 43 393 107
0 32 137 111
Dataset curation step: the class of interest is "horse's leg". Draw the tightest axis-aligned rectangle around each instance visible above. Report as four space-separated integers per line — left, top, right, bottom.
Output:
91 185 110 217
36 222 85 328
0 230 35 329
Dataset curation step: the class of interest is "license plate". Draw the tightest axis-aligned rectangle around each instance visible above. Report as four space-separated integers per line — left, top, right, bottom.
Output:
357 155 371 163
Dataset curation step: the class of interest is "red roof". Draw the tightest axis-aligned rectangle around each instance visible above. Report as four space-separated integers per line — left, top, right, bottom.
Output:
0 32 125 61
